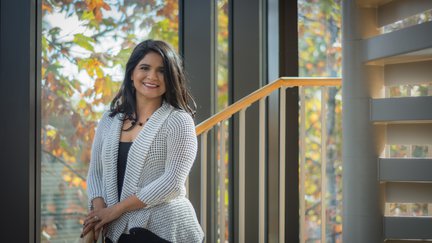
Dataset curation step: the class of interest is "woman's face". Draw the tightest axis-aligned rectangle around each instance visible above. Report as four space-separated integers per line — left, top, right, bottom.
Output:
131 52 166 102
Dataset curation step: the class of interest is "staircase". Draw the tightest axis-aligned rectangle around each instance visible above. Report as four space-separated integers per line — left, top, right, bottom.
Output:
372 71 432 240
195 78 341 243
344 0 432 242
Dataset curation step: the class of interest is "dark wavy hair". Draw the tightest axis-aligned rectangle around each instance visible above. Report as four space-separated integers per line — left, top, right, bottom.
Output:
109 39 196 121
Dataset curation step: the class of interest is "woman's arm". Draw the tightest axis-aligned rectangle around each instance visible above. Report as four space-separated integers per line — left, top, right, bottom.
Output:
86 112 110 209
82 112 112 239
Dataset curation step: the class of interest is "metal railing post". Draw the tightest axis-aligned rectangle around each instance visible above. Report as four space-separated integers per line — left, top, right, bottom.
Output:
200 132 208 241
239 109 247 243
279 87 286 243
300 87 306 243
321 87 328 242
219 122 226 243
259 98 266 243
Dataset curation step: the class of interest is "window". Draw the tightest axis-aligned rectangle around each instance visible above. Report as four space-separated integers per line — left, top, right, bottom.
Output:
298 0 342 242
41 1 179 241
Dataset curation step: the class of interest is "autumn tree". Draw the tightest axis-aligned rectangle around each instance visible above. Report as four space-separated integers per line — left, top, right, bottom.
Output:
299 0 342 242
41 0 179 241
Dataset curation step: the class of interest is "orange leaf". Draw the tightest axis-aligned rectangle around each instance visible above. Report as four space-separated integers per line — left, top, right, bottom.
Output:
42 2 53 13
94 8 103 22
102 2 111 10
85 0 105 11
81 181 87 190
80 58 103 77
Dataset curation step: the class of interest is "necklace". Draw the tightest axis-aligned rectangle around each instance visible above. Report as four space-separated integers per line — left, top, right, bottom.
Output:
131 117 149 127
123 118 149 132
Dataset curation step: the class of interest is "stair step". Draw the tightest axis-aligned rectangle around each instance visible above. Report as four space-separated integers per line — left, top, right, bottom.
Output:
370 96 432 122
379 158 432 182
384 216 432 240
362 21 432 63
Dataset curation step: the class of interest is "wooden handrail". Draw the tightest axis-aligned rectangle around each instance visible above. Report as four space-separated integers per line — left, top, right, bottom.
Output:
195 77 341 135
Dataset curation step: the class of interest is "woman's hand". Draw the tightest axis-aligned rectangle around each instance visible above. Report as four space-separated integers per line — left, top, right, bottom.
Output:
81 197 107 240
82 204 123 239
81 195 145 240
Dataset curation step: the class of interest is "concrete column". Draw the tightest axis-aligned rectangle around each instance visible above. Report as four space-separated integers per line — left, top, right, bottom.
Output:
231 0 266 242
342 1 385 242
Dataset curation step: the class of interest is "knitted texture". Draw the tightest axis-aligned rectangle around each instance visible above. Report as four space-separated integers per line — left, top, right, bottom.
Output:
87 102 204 243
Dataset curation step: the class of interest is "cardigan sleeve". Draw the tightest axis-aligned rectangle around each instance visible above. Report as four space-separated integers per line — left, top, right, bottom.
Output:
86 111 110 209
136 110 197 207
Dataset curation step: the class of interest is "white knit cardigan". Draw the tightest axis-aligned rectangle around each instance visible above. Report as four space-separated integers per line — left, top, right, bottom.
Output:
86 102 204 243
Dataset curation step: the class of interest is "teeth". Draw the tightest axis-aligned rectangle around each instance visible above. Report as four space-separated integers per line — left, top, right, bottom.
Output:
143 83 159 88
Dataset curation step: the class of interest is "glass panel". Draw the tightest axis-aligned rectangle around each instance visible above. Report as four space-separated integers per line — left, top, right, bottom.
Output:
385 203 431 216
303 87 323 242
216 0 230 242
387 144 431 158
389 144 410 158
41 1 179 242
412 145 430 158
298 0 342 242
388 83 432 98
380 9 432 34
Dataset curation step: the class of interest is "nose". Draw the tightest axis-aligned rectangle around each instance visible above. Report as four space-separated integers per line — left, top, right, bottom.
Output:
147 70 158 80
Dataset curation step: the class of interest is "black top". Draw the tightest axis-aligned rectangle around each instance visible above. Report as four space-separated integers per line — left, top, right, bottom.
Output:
117 141 133 200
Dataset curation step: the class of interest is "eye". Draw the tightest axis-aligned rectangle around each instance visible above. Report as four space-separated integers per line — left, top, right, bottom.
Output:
140 66 150 71
158 69 164 74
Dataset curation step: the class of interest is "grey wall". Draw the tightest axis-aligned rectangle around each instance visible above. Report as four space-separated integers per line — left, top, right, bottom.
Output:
342 1 384 242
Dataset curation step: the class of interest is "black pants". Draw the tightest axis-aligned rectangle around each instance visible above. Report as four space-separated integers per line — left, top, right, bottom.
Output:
105 228 171 243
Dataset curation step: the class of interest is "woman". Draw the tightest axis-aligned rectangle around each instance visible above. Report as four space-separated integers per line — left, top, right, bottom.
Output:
82 39 204 243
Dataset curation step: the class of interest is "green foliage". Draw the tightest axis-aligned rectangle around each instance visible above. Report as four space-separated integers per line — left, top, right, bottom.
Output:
73 33 95 51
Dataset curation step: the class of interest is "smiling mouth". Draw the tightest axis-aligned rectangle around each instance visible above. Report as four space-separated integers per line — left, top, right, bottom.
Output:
143 82 159 88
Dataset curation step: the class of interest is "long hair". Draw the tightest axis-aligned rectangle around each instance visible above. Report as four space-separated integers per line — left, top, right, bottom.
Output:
109 39 196 121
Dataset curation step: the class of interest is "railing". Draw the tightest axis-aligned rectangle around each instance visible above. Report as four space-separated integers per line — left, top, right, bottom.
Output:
194 77 341 243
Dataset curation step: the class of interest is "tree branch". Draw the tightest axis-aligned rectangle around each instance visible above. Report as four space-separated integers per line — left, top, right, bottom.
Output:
43 149 86 181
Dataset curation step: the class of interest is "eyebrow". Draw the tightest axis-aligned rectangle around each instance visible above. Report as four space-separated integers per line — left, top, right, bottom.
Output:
138 63 164 69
